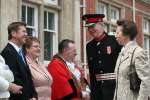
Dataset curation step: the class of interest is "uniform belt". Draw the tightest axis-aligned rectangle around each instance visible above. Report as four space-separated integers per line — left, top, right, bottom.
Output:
95 73 116 81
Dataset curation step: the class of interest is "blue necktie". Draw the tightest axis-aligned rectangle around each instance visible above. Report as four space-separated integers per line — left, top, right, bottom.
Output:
18 49 26 64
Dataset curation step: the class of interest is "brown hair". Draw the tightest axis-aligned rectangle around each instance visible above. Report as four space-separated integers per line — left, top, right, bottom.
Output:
58 39 75 54
23 36 40 54
116 19 137 40
8 22 26 40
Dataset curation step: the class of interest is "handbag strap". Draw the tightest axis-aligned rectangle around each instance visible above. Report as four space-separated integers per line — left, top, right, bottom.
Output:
130 47 138 66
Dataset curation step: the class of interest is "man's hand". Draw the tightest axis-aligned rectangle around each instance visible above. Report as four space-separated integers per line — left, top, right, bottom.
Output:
8 83 23 94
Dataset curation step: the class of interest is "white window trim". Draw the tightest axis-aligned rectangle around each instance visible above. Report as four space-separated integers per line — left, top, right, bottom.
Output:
97 2 107 20
110 6 119 22
109 25 116 36
44 0 58 5
44 9 58 65
143 34 150 58
44 29 56 33
142 17 150 58
143 18 150 34
22 3 38 37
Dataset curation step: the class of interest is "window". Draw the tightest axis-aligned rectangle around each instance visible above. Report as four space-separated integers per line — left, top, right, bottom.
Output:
143 18 150 57
44 0 58 5
143 35 150 56
143 18 150 34
104 24 117 36
22 4 38 36
97 3 107 20
44 10 58 61
104 23 109 33
111 7 120 22
144 35 149 50
97 2 121 36
109 25 116 35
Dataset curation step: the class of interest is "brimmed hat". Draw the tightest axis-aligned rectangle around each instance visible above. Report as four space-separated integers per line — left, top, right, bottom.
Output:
82 14 105 27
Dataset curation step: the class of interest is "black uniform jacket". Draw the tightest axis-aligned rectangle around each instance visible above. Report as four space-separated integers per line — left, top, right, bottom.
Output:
86 33 122 100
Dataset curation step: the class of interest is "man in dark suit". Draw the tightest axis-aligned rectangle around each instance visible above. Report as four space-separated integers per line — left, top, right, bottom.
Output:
1 22 37 100
82 14 122 100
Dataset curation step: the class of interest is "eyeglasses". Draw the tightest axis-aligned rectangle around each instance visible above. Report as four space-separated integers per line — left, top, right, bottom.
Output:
31 45 41 48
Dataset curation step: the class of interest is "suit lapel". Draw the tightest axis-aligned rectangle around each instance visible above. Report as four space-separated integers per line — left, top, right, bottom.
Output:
7 43 27 66
119 41 137 64
120 53 130 64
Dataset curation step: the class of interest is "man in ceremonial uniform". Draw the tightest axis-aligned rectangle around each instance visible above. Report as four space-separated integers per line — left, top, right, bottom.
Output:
82 14 122 100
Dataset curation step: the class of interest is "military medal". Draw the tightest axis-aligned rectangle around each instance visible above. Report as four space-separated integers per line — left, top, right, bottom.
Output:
107 46 112 54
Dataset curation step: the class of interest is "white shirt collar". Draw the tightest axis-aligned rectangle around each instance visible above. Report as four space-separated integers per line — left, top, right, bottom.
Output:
9 41 21 53
66 61 75 67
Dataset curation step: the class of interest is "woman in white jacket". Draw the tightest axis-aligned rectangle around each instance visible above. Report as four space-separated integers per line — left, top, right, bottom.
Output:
113 20 150 100
0 55 22 100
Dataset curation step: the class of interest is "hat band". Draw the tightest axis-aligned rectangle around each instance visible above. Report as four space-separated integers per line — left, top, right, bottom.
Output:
85 23 96 27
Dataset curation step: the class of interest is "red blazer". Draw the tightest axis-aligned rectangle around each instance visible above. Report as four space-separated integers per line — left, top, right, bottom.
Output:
48 55 79 100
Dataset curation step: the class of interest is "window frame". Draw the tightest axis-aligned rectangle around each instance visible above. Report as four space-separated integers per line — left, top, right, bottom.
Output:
143 18 150 58
22 3 38 37
44 0 58 5
110 6 120 22
109 25 117 35
43 8 58 64
97 2 107 20
143 35 150 57
143 18 150 34
96 1 121 36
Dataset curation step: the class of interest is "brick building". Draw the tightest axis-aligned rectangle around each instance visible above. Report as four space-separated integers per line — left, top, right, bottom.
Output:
80 0 150 68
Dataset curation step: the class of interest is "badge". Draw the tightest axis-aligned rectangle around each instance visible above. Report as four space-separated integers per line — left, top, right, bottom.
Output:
107 46 112 54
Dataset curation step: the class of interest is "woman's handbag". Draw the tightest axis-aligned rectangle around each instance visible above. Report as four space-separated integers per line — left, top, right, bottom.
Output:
129 47 141 92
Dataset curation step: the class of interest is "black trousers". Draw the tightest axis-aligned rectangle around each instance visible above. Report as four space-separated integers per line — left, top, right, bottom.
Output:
91 85 115 100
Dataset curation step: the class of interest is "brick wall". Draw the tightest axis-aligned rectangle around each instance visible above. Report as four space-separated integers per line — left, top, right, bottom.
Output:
80 0 150 46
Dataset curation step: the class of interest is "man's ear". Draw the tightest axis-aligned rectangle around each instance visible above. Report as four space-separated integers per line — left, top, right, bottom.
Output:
63 48 69 54
11 31 17 38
